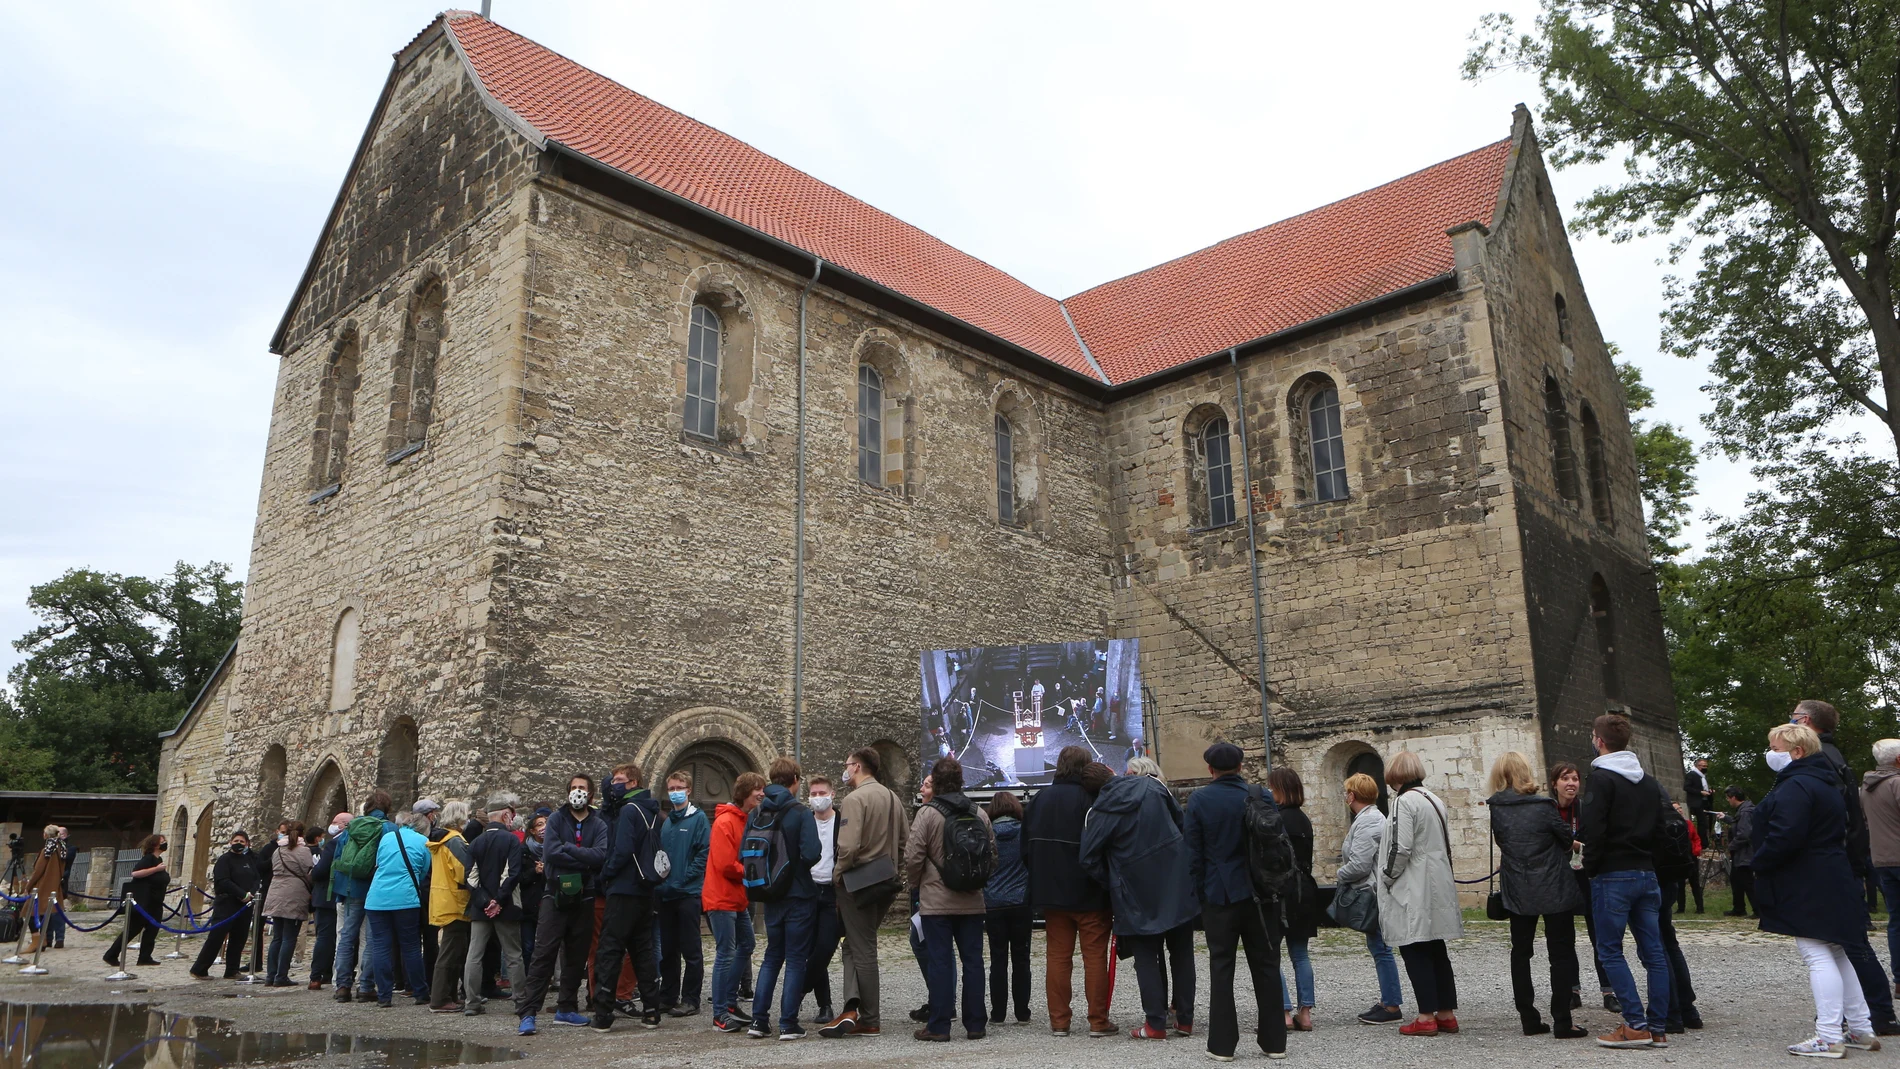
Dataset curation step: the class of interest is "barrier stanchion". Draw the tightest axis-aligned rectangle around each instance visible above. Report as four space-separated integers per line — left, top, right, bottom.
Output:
104 894 139 981
20 894 50 974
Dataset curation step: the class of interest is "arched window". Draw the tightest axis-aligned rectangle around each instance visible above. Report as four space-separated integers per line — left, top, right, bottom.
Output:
310 328 360 493
684 303 721 440
995 413 1017 525
1555 293 1573 347
1591 574 1621 702
1186 408 1237 528
1308 387 1348 502
375 717 420 813
858 364 884 487
304 759 348 829
1545 376 1581 505
386 277 444 461
1582 403 1612 526
258 744 287 831
328 608 360 712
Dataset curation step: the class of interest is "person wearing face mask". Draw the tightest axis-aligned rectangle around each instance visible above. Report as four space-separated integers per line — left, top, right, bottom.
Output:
590 763 665 1032
263 821 315 987
655 771 710 1017
463 794 528 1017
308 812 351 990
245 820 288 976
514 774 608 1036
105 833 170 968
800 775 843 1026
190 830 262 980
1580 713 1670 1048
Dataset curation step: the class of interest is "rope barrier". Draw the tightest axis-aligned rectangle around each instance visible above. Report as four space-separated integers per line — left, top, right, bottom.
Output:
1454 869 1501 885
52 905 124 932
133 899 251 937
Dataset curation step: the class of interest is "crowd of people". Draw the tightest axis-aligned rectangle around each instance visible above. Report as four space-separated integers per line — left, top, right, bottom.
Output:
23 698 1900 1060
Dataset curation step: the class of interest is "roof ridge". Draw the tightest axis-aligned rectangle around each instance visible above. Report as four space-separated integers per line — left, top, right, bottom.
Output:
1058 301 1109 384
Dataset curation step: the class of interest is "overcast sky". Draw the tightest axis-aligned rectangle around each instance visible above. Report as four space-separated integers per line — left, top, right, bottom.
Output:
0 1 1750 678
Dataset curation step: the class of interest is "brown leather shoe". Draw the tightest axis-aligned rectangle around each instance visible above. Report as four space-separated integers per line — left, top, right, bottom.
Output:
819 1010 859 1038
1597 1024 1655 1048
307 981 323 991
854 1025 881 1036
913 1028 949 1042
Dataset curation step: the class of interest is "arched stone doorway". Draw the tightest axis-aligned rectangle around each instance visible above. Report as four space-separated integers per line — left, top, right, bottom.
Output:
671 740 756 808
190 802 215 913
376 717 419 813
1346 750 1390 815
258 744 288 831
635 706 777 807
303 760 349 828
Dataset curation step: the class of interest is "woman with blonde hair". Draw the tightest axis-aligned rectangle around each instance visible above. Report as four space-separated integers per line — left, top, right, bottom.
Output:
21 824 64 954
1754 721 1877 1057
1377 751 1463 1036
1487 751 1585 1038
1336 772 1403 1024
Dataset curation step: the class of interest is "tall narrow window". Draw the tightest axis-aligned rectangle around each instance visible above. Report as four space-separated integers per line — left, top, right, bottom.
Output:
329 608 360 712
1308 387 1348 501
995 414 1016 525
858 364 884 487
1545 376 1580 504
387 279 443 460
311 329 360 493
1582 404 1612 526
1591 575 1620 702
1555 293 1573 347
685 304 721 440
1197 417 1236 527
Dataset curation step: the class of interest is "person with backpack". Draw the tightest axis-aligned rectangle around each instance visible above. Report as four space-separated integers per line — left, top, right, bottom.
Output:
1268 767 1320 1034
1337 772 1403 1026
1580 713 1671 1048
1378 750 1464 1037
189 829 260 980
1755 721 1880 1057
589 762 665 1032
904 756 995 1042
1185 742 1286 1061
820 747 908 1039
464 796 528 1017
514 773 608 1035
707 773 763 1034
332 790 393 1002
982 790 1032 1027
1081 755 1197 1042
1656 802 1703 1032
424 802 475 1013
1024 745 1115 1038
743 757 823 1040
364 810 433 1008
1484 751 1585 1039
656 770 710 1017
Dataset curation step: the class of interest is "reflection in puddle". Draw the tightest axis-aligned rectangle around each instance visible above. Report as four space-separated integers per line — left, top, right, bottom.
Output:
1 1002 523 1067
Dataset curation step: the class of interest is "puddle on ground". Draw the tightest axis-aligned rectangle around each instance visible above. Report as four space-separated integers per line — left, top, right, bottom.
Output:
1 1002 522 1067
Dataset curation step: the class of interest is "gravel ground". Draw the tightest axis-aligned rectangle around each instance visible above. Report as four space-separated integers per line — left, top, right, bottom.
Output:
0 910 1887 1067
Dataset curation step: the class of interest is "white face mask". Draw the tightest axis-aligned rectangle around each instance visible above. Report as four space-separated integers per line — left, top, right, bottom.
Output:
277 834 289 847
327 823 341 836
568 788 591 809
1765 749 1794 772
811 794 833 812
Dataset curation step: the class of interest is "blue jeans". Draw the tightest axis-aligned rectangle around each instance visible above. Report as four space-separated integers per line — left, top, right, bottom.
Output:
266 917 302 985
922 914 987 1036
1366 929 1403 1008
708 908 756 1019
334 896 370 992
1281 936 1314 1010
1878 867 1900 979
754 897 817 1031
1592 870 1670 1034
366 907 429 1005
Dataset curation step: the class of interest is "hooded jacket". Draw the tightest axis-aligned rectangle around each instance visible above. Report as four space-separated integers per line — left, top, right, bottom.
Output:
904 792 993 915
983 815 1027 910
1023 774 1109 913
424 827 472 926
1078 774 1198 936
465 819 527 922
657 804 711 900
210 846 261 904
1580 750 1660 877
1864 767 1900 869
1754 752 1869 945
541 804 608 898
599 787 665 897
703 802 751 912
747 783 822 901
1488 789 1583 917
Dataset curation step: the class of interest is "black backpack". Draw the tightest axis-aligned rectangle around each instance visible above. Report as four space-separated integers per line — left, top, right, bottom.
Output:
1651 781 1697 883
1242 784 1297 901
742 807 795 902
622 800 672 888
931 798 997 893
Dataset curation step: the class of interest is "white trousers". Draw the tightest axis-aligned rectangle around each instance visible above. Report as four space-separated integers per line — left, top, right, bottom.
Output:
1796 937 1873 1043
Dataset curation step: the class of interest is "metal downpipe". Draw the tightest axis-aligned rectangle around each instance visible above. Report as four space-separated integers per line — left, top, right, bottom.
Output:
794 258 824 763
1230 347 1272 769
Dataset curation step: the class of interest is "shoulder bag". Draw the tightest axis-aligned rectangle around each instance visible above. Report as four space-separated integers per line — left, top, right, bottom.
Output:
840 790 903 898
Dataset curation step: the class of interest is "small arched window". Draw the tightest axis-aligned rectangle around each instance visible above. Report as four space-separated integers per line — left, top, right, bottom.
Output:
258 745 287 831
1308 387 1348 502
1555 293 1573 348
684 303 722 440
1582 403 1612 526
329 608 360 712
858 364 884 488
995 413 1017 525
1591 574 1621 702
387 277 444 461
1545 376 1581 505
310 328 360 493
1193 415 1236 527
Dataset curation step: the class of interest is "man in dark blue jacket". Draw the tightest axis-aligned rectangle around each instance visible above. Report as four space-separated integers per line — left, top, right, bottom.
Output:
591 762 665 1032
464 797 528 1017
308 812 348 990
1184 742 1285 1061
514 773 607 1035
748 757 823 1039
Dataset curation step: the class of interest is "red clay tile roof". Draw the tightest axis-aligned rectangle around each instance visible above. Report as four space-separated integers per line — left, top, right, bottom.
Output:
441 13 1509 387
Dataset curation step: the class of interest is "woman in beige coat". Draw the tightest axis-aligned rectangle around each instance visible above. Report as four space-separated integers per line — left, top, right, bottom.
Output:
1376 751 1464 1036
262 822 314 986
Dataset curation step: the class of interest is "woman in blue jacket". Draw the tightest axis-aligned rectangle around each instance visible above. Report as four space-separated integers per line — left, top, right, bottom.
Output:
983 790 1031 1026
364 811 433 1008
1754 722 1875 1058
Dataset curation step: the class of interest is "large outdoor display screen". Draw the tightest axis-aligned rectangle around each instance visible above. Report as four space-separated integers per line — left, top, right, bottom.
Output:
919 639 1142 788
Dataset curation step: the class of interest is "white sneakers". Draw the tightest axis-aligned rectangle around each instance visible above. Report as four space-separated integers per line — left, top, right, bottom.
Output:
1788 1036 1847 1059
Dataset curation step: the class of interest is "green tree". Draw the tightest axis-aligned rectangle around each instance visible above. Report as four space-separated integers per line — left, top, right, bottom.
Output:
1618 359 1699 562
4 562 242 793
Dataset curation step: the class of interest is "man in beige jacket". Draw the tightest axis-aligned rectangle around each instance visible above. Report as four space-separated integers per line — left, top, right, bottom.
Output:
819 747 908 1038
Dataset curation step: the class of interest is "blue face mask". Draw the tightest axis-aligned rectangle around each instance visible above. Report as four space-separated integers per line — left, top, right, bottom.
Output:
668 790 687 807
604 781 628 803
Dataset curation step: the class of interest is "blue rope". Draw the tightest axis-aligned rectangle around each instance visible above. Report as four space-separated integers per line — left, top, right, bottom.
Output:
52 905 124 932
133 899 251 936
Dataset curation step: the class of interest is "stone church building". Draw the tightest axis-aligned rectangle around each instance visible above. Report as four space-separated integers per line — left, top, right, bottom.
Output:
156 11 1679 889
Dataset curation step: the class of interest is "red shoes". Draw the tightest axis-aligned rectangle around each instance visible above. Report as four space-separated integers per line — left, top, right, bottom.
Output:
1399 1016 1458 1036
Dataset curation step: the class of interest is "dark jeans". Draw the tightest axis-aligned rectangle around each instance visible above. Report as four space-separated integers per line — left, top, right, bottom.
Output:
430 920 470 1009
310 906 337 984
515 895 594 1017
1127 923 1196 1033
657 895 704 1008
1673 867 1704 913
754 896 817 1032
1398 940 1457 1014
985 903 1033 1022
266 917 302 985
1730 863 1756 915
1877 868 1900 980
1573 869 1611 991
1204 900 1284 1058
1656 882 1697 1023
922 913 986 1037
1510 911 1578 1023
367 907 428 1005
1846 929 1898 1023
1592 869 1669 1034
191 900 252 978
594 894 659 1016
802 886 842 1015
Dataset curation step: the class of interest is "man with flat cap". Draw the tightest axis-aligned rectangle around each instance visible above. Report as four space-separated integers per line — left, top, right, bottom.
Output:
1185 742 1286 1062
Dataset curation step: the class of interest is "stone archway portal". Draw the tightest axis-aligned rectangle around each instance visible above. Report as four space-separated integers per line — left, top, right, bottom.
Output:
672 741 755 809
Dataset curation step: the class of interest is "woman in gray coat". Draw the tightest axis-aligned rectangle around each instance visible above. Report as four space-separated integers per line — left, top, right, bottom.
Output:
1486 751 1586 1039
1377 751 1464 1036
